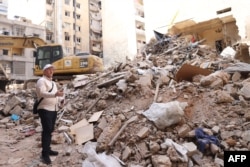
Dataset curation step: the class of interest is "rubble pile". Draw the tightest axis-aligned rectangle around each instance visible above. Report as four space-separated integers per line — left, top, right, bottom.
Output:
1 34 250 167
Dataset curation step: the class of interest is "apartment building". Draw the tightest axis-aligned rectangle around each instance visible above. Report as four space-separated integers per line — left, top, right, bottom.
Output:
0 15 46 82
44 0 103 57
3 0 147 69
0 0 7 16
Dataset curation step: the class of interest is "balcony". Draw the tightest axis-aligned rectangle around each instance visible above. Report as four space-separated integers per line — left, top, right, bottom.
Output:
90 13 102 21
89 4 99 12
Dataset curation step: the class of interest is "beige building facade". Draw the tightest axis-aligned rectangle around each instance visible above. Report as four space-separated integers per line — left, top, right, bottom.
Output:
43 0 102 57
0 15 46 82
44 0 146 67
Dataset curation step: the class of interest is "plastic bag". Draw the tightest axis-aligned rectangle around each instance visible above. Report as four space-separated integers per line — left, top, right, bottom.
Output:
143 101 188 129
82 141 122 167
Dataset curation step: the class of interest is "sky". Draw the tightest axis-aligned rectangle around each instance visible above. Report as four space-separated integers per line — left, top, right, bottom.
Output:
8 0 28 19
8 0 44 25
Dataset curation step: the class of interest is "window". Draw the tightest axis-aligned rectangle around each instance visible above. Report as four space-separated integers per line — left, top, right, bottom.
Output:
3 50 8 55
65 47 71 55
46 0 53 5
46 10 53 16
65 11 70 17
33 34 39 37
65 32 70 41
13 26 24 36
76 37 81 44
73 12 80 19
53 50 60 58
65 0 70 5
76 3 80 8
46 33 53 41
75 49 81 54
37 49 51 69
76 25 80 31
46 21 53 31
76 14 80 19
63 22 70 29
3 31 9 35
98 1 101 9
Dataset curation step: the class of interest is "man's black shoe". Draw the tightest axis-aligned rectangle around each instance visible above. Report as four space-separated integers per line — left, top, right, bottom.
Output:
41 155 51 165
49 150 58 156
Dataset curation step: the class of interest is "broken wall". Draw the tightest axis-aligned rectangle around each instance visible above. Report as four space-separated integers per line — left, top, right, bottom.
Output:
144 0 250 45
168 16 240 52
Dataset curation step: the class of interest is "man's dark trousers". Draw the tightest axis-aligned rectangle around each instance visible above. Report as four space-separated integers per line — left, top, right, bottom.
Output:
38 109 57 156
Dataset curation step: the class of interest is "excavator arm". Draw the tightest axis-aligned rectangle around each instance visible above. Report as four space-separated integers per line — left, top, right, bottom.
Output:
0 35 47 92
0 35 46 49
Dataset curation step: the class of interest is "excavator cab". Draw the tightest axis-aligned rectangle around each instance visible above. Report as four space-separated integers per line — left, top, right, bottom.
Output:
34 45 63 70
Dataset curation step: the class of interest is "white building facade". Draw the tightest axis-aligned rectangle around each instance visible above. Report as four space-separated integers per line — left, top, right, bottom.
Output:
102 0 146 67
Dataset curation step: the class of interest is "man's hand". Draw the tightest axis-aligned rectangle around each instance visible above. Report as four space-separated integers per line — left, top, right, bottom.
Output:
59 99 65 108
60 99 64 105
55 90 64 97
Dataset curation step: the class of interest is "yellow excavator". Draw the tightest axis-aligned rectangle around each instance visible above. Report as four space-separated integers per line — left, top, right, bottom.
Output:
0 35 104 91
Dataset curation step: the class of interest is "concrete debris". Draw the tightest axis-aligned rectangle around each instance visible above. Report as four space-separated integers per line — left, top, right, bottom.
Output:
1 33 250 166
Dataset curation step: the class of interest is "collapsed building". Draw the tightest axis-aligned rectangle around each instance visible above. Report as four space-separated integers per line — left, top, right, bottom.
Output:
168 15 240 53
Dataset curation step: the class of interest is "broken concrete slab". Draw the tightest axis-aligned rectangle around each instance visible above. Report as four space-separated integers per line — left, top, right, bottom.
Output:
88 110 103 123
75 124 94 145
69 118 89 135
3 96 23 115
224 62 250 73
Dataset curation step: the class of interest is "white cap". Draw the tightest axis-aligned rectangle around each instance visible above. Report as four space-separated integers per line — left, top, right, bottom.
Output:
43 64 54 71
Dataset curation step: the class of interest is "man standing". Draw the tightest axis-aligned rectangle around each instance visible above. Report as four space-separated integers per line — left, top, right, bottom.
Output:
36 64 64 165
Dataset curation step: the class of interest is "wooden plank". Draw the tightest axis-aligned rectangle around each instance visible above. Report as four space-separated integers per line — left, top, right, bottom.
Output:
97 75 125 88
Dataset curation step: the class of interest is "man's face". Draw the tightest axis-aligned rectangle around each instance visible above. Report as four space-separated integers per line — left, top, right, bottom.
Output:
44 67 54 78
